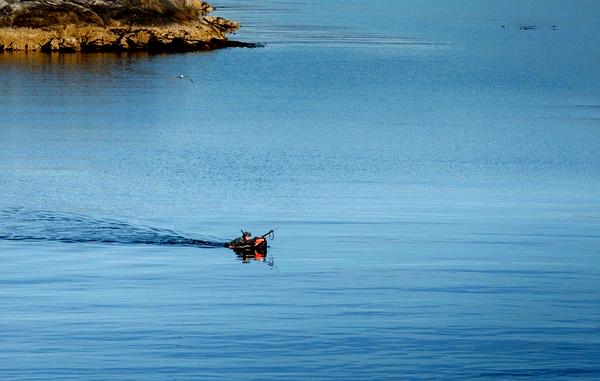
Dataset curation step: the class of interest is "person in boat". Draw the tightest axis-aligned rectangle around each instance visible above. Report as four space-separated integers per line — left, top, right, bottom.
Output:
228 230 271 251
228 231 254 249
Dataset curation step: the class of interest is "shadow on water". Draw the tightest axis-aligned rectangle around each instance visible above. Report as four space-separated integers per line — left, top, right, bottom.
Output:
0 208 226 248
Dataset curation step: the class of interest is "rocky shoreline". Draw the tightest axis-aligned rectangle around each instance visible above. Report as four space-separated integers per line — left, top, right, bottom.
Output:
0 0 255 52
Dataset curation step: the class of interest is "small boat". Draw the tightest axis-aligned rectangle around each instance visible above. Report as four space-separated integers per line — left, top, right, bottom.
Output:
226 229 274 254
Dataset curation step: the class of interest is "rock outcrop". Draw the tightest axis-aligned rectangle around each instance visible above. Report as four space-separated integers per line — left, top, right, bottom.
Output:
0 0 250 52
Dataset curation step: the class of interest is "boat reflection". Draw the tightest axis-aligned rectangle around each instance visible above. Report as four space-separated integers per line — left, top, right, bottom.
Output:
231 247 274 266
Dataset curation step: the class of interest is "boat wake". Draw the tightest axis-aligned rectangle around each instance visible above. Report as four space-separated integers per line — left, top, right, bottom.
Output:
0 208 226 248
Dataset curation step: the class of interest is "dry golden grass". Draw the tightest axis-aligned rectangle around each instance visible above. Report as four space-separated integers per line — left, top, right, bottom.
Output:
0 22 228 51
0 28 56 50
0 0 238 51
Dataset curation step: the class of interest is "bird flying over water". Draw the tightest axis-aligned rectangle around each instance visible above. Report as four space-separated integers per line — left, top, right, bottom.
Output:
176 75 195 83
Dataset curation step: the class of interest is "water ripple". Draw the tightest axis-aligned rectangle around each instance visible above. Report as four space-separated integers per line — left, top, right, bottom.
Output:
0 208 225 248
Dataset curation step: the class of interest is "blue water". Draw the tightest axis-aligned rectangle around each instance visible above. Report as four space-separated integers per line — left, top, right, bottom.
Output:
1 0 600 379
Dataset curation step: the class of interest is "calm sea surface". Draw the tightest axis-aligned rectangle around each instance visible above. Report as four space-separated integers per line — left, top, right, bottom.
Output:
1 1 600 379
